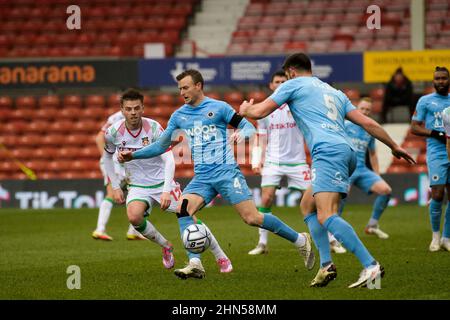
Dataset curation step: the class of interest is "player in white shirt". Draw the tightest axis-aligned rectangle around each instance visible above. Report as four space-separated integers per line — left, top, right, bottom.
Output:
103 89 232 274
248 71 345 255
92 110 143 241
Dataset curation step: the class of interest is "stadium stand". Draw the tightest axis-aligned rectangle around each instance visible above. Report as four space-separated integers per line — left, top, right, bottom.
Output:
0 0 199 58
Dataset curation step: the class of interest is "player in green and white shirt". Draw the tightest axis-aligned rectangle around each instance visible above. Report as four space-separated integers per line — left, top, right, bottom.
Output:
93 110 143 241
103 89 232 274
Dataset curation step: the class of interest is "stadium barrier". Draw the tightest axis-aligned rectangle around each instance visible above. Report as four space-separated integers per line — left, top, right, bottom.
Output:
0 173 429 209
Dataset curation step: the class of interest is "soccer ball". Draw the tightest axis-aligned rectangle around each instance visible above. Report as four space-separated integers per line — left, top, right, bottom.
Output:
182 224 211 254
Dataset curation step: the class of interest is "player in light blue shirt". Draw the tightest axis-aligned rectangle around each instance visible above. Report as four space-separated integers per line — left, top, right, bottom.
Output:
240 53 414 288
411 66 450 252
119 69 315 279
338 98 393 240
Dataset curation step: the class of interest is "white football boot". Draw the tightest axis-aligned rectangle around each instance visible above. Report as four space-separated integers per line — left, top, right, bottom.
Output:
348 262 385 288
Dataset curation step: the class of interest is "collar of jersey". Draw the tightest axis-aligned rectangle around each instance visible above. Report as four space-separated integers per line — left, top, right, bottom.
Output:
125 122 142 138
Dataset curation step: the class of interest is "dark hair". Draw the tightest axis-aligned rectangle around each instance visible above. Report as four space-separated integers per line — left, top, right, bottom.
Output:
176 69 204 89
282 53 312 73
271 70 287 82
121 89 144 105
435 66 449 76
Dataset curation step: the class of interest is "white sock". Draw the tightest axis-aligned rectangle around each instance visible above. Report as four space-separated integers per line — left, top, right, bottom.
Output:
258 228 269 246
135 220 169 248
189 257 202 267
95 199 113 233
442 237 450 242
433 231 441 241
202 223 228 260
294 233 306 247
328 232 337 243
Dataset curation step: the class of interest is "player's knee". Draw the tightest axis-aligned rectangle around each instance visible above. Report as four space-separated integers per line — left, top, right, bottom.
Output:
127 214 142 226
381 185 392 195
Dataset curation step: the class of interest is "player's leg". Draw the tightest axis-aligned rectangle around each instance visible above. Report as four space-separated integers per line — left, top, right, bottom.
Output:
312 145 383 288
233 199 314 270
441 183 450 251
248 186 276 255
365 177 392 239
301 186 338 287
126 189 174 269
157 181 233 274
92 183 114 241
173 193 208 279
220 167 314 269
427 157 447 251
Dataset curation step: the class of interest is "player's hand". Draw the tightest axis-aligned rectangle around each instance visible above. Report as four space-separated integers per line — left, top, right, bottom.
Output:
230 130 244 144
239 98 254 117
118 150 133 163
391 146 416 165
112 188 125 204
252 163 262 174
160 192 171 211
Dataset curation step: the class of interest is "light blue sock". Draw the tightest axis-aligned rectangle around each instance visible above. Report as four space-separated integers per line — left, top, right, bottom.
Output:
304 212 332 267
370 194 391 223
337 197 347 216
429 199 442 233
443 202 450 238
178 216 200 260
261 214 298 243
324 215 376 268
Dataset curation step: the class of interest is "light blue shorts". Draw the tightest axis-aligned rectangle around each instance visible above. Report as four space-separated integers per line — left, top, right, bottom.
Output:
183 166 253 205
349 166 382 194
311 144 357 197
427 153 450 186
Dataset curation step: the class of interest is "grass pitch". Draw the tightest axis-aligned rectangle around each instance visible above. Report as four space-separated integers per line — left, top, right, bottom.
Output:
0 204 449 300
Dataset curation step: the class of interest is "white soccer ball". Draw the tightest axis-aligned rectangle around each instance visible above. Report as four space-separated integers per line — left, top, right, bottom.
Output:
182 224 211 254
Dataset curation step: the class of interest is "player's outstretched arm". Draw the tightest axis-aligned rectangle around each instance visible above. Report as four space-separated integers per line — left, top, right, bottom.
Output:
239 98 280 120
346 109 415 164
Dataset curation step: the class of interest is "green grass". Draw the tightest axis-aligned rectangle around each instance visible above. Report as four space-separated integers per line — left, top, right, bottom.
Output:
0 204 449 300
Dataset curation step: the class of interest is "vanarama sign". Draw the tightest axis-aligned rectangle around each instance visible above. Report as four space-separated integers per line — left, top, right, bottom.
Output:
0 60 138 88
0 65 95 85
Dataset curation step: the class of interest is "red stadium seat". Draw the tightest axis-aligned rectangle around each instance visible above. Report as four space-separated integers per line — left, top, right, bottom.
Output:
15 96 36 109
3 121 27 134
57 147 81 160
34 108 59 121
17 135 42 148
59 107 83 121
28 121 50 134
66 134 94 146
11 148 34 161
0 96 13 109
38 95 60 109
85 95 106 108
63 95 83 108
9 109 34 121
41 134 66 147
205 92 222 100
107 94 122 108
79 146 100 159
34 147 58 160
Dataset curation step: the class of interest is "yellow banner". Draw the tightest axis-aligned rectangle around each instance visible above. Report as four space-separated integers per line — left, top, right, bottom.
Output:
364 50 450 83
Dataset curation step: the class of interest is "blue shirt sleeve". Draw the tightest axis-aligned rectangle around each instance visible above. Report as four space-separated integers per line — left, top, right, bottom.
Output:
412 97 426 122
269 80 296 107
368 137 375 151
132 114 178 159
221 102 256 138
342 94 357 115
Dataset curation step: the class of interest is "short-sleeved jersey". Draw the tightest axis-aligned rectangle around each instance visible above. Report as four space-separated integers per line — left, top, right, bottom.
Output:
442 106 450 138
165 97 246 174
269 76 356 155
344 120 375 168
104 117 167 187
257 104 307 165
412 93 450 158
